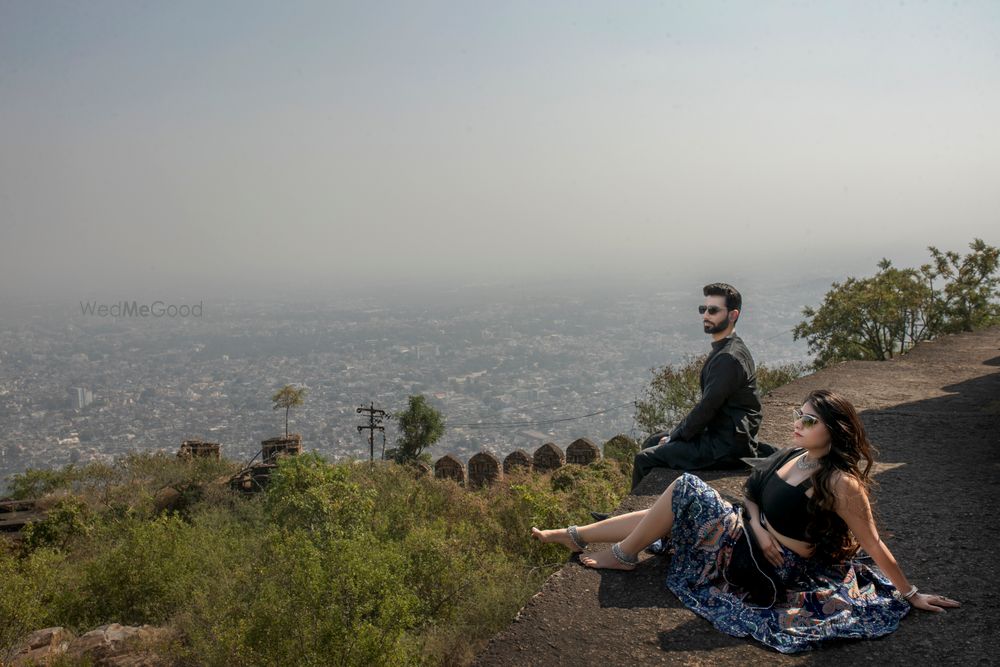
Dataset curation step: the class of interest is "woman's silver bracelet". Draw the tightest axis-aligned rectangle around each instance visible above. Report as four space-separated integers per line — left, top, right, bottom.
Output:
902 585 918 601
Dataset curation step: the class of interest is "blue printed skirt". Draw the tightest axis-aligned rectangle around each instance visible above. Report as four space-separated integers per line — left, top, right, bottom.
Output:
664 473 911 654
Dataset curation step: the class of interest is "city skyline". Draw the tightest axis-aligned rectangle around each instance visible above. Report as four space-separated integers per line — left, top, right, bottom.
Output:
0 281 820 491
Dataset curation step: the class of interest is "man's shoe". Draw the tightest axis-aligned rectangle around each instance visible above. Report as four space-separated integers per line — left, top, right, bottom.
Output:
645 538 666 555
590 511 610 522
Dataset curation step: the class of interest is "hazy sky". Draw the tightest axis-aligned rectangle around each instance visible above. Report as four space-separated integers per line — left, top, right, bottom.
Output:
1 1 998 301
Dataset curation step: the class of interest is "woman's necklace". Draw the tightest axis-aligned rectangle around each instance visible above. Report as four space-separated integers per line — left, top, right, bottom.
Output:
796 453 820 471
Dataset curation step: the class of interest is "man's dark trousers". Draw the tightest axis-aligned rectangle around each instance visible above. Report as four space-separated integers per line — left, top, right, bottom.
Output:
631 430 749 490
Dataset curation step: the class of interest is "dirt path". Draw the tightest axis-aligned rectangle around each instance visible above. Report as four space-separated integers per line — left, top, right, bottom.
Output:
475 327 999 666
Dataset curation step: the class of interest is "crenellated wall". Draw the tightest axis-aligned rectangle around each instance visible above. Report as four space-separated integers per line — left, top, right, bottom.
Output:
433 436 629 487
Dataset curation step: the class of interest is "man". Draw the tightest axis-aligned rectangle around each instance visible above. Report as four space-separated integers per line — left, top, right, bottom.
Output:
631 283 764 490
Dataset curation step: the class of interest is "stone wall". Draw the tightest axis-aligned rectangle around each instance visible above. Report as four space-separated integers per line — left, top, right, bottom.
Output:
177 439 221 459
430 435 636 488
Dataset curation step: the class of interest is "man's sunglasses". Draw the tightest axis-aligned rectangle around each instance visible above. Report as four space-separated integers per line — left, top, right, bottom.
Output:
698 305 727 315
793 408 822 429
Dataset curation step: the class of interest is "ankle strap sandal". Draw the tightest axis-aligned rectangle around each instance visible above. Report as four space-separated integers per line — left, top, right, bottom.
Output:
611 542 640 567
567 525 588 551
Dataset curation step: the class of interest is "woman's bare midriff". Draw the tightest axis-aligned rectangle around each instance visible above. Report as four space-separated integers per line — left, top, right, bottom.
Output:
764 518 815 559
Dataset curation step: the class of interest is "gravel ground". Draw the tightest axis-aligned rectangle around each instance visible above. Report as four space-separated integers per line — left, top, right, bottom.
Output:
475 327 1000 666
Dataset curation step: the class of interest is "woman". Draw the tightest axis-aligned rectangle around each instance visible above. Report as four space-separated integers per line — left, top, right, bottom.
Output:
531 389 959 653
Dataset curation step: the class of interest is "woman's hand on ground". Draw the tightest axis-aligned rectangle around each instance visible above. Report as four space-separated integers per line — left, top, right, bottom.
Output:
751 523 784 567
908 592 961 612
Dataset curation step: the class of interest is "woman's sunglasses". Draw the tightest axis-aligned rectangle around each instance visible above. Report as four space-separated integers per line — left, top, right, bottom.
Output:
793 408 822 429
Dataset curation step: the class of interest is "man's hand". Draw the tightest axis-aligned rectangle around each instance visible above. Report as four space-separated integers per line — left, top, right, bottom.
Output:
658 436 671 446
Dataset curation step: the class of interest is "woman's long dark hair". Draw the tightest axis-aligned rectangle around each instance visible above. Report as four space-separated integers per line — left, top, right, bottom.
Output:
802 389 876 563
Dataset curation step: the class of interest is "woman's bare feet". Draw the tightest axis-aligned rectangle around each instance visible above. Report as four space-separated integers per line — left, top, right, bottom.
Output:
531 527 584 553
579 548 638 571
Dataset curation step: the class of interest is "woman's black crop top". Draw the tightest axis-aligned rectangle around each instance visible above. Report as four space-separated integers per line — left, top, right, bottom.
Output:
744 447 814 542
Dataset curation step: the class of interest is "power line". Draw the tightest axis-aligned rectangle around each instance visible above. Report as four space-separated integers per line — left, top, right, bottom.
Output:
448 401 635 429
452 384 637 422
750 326 799 343
356 402 387 462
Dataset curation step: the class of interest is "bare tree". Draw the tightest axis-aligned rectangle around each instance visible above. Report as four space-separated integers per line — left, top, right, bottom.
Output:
271 385 307 438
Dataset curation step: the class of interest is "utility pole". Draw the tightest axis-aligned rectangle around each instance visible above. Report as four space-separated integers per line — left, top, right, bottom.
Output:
357 402 387 462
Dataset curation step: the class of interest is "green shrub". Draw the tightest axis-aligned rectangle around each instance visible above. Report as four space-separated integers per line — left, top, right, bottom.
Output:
757 362 807 396
21 496 93 552
76 515 190 625
795 239 1000 367
0 452 633 666
6 466 80 500
0 547 71 662
603 434 639 478
264 452 376 537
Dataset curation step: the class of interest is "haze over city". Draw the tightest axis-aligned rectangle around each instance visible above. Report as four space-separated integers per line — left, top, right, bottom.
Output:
1 1 997 303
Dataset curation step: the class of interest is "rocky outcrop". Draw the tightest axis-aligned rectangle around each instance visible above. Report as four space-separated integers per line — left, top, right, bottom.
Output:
8 624 177 667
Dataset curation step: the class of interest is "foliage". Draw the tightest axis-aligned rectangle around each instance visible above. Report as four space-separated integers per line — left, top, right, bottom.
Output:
21 497 94 552
927 239 1000 333
6 452 238 520
793 260 937 367
66 514 220 628
6 466 81 500
756 361 807 396
795 239 1000 368
0 547 70 664
271 384 307 438
263 453 375 537
634 355 704 436
634 356 805 435
393 394 446 463
603 434 639 479
0 450 630 666
550 460 629 515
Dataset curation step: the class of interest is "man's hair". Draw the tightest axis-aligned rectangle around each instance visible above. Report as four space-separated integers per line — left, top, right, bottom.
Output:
703 283 742 315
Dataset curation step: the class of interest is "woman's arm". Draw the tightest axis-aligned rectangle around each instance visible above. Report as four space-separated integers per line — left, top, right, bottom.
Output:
833 474 960 612
742 496 784 566
743 496 762 524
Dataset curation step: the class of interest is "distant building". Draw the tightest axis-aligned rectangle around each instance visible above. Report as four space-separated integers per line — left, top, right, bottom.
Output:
69 386 94 410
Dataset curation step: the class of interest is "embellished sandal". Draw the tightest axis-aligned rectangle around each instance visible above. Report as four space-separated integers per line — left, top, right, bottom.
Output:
611 542 640 569
567 525 588 552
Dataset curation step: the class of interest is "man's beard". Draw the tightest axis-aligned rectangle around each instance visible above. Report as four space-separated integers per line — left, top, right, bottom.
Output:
703 319 729 335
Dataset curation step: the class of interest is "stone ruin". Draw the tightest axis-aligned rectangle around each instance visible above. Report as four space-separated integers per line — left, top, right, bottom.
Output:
0 498 45 539
230 434 304 493
229 464 276 494
434 453 466 484
468 451 503 489
261 434 303 463
177 438 221 460
566 437 601 465
533 442 565 473
503 449 533 474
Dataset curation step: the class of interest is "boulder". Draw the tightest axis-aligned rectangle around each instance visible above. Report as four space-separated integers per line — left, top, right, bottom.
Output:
63 623 176 666
8 626 73 666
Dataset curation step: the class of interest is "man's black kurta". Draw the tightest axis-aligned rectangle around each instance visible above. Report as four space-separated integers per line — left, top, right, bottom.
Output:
633 333 762 487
